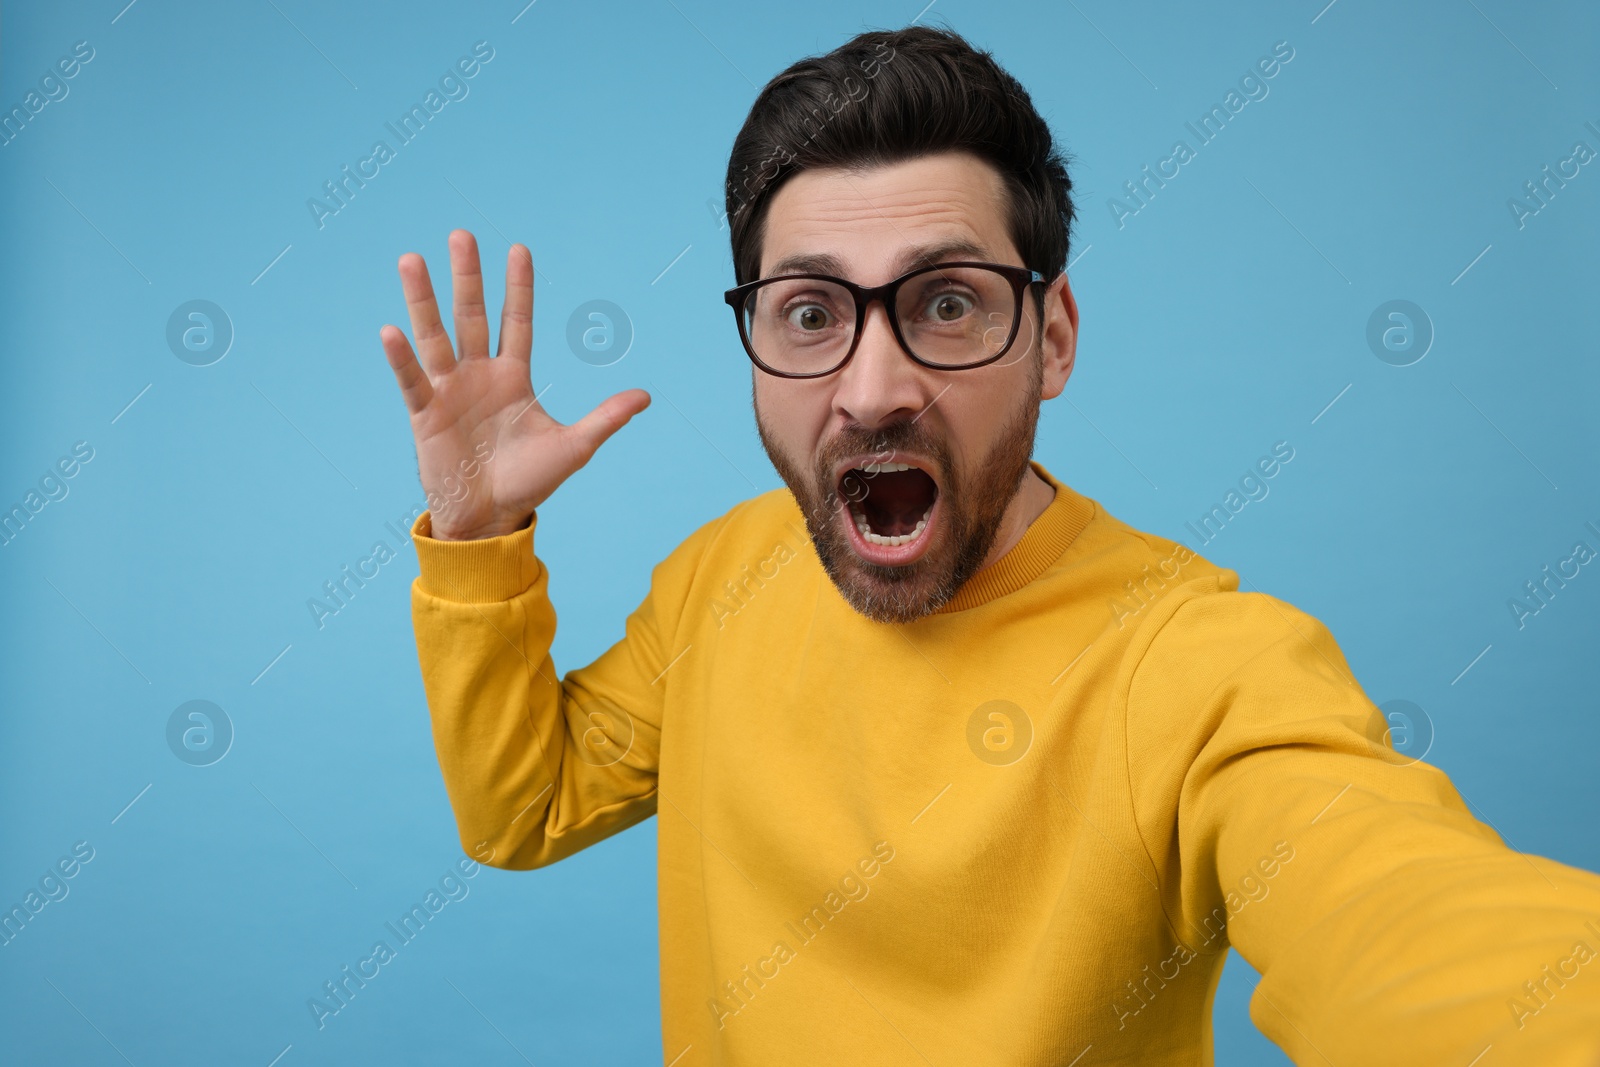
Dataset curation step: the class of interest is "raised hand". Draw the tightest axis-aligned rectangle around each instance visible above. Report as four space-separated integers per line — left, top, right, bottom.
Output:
380 230 649 541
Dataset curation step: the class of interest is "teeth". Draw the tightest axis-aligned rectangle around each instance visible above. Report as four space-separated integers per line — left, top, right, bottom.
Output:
860 461 917 474
853 507 933 548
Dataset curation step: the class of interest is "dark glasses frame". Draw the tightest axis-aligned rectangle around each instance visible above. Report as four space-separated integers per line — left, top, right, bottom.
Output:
723 260 1048 379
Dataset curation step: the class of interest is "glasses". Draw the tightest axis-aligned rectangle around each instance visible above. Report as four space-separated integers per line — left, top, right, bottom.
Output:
723 261 1047 379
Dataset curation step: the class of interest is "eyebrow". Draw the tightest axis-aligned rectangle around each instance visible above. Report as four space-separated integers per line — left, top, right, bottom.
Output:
766 237 994 280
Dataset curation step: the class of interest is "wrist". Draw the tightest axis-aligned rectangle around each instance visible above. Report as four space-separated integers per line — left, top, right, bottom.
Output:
429 511 533 542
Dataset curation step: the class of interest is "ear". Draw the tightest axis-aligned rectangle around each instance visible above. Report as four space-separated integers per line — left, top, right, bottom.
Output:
1038 271 1079 401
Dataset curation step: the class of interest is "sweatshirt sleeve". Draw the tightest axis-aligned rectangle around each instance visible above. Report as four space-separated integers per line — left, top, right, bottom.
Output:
1124 582 1600 1066
408 506 727 871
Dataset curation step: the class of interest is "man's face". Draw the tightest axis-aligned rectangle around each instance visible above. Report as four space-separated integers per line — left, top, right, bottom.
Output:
750 151 1074 623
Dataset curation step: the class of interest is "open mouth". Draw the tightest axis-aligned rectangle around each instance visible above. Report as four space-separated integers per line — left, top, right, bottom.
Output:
838 460 939 560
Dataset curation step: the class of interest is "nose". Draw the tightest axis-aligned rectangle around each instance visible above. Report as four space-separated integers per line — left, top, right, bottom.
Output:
831 298 930 430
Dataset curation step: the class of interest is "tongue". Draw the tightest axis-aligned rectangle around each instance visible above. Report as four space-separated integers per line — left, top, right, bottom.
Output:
857 468 936 536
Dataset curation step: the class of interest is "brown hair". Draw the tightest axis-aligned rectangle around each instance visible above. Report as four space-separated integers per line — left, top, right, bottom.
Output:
724 24 1075 319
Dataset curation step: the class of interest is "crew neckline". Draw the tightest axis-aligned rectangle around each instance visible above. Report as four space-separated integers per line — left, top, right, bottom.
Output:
933 460 1096 614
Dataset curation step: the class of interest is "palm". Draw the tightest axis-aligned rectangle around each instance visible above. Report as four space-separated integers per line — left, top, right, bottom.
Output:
380 230 649 540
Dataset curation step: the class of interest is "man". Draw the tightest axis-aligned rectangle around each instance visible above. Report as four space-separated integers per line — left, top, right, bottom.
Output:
380 25 1600 1066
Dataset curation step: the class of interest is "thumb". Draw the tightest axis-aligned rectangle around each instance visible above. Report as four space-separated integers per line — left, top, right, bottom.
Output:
564 388 651 462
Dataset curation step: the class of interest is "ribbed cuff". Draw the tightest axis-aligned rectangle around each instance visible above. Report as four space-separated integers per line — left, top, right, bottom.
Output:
411 510 542 603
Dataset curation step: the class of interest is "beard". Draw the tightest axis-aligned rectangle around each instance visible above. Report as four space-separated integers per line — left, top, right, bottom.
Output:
754 358 1043 624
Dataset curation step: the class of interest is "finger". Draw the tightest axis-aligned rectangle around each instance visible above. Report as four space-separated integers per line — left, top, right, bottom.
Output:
380 324 435 415
398 252 456 377
449 230 490 361
563 388 651 463
497 243 534 363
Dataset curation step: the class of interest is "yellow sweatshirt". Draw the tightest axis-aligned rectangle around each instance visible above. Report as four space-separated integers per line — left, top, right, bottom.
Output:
409 460 1600 1065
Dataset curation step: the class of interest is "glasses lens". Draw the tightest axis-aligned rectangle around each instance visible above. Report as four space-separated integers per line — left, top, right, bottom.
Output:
742 277 856 375
896 266 1020 366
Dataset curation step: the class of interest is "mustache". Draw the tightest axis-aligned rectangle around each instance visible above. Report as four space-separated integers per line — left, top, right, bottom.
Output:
816 419 950 482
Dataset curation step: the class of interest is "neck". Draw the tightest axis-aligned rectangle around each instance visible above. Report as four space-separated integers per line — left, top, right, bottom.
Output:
976 466 1055 573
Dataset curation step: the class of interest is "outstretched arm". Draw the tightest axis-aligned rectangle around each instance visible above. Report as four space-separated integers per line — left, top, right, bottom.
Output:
1125 585 1600 1065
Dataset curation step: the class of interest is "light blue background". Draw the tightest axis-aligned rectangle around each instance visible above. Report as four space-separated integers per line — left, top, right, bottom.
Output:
2 1 1596 1064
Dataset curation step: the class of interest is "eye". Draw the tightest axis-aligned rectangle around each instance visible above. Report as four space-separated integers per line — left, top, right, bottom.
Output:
923 291 975 323
785 303 834 331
